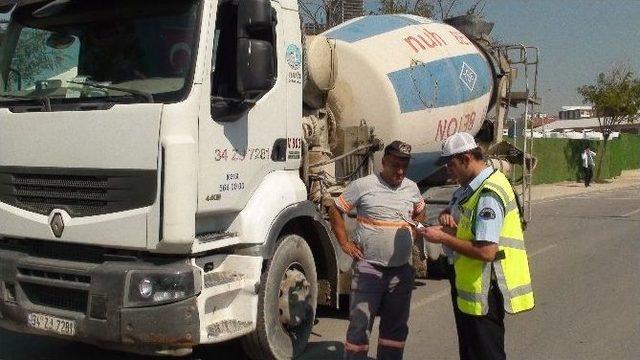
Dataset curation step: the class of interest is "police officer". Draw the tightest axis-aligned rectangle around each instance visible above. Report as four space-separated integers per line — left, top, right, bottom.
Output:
418 132 534 360
328 141 426 360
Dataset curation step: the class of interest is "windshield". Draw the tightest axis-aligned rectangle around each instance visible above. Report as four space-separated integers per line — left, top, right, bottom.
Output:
0 0 201 108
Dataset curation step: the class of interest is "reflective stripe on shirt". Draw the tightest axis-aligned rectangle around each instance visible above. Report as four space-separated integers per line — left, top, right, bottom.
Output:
335 173 424 267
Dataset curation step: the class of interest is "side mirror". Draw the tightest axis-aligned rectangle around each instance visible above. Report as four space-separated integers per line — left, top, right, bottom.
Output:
0 0 16 14
237 39 274 98
237 0 272 36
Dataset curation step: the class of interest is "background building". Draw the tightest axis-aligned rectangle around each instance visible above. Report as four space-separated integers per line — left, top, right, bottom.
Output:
558 105 595 120
337 0 364 23
532 105 640 139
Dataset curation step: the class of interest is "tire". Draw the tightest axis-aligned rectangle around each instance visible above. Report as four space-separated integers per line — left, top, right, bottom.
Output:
242 234 318 360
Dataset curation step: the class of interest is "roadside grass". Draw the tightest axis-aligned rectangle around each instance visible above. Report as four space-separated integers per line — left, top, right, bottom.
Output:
507 133 640 185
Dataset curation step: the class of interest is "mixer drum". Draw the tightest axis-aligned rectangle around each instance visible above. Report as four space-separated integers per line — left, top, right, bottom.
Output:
305 14 496 182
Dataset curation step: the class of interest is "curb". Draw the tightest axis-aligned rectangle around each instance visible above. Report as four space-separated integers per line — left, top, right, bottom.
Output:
530 169 640 202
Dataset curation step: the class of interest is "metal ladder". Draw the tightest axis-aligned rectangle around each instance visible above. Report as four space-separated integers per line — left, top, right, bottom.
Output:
495 44 541 223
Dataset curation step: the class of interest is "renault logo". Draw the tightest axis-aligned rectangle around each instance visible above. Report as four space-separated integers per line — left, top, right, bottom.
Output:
50 212 64 238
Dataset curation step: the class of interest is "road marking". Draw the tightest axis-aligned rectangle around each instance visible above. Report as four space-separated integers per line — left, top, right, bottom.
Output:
621 208 640 217
533 185 640 204
412 288 450 310
534 197 580 204
558 196 640 201
528 243 558 257
599 198 640 201
535 196 640 204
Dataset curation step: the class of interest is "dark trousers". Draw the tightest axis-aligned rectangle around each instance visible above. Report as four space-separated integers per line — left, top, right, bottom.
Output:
448 264 506 360
583 166 593 187
344 261 414 360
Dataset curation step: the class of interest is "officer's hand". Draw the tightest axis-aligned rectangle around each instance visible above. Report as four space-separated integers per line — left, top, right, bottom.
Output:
418 225 448 244
340 241 364 261
438 212 457 228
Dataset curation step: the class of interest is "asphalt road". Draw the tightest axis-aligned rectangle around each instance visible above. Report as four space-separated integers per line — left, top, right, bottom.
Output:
1 185 639 360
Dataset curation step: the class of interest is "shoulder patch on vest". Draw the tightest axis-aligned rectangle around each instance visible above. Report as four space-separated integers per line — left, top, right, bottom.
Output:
479 207 496 220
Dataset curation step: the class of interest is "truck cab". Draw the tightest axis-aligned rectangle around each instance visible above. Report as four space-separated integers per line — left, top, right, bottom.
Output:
0 1 340 358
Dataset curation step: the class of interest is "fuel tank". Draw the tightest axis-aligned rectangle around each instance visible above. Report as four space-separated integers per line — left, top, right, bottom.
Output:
305 14 496 182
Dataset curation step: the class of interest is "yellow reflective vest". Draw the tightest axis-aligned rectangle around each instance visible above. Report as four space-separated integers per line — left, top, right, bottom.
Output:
454 169 535 315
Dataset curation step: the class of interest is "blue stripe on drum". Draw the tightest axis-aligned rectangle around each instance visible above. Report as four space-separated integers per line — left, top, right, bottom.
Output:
324 15 430 43
387 53 493 113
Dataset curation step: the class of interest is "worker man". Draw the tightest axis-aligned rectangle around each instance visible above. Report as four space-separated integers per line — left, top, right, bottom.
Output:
418 132 534 360
328 140 426 360
581 145 597 187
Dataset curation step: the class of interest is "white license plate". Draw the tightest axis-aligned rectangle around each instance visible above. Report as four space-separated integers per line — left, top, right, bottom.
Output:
27 313 76 336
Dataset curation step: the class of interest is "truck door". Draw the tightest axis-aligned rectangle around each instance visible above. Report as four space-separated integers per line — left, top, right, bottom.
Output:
197 0 286 231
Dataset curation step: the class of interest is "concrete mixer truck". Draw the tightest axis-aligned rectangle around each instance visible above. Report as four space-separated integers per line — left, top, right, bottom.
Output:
0 0 539 358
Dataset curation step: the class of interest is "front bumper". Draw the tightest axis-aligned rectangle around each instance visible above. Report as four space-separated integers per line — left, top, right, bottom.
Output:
0 245 201 355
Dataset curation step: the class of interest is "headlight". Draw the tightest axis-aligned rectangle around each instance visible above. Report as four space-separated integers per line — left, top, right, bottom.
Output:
138 278 154 299
125 268 200 307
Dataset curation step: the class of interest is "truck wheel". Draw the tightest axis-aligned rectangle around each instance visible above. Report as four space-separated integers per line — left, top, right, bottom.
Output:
242 234 318 360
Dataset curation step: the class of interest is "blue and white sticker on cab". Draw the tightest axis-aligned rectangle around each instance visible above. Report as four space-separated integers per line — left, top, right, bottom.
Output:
286 44 302 69
286 44 302 84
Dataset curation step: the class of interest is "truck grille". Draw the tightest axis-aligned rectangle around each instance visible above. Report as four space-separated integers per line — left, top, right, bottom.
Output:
0 167 157 217
21 283 89 313
0 238 141 264
18 268 91 284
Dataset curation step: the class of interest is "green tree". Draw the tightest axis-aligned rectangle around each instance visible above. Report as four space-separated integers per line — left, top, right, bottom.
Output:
299 0 489 34
299 0 342 32
376 0 434 18
435 0 487 19
375 0 487 20
577 64 640 180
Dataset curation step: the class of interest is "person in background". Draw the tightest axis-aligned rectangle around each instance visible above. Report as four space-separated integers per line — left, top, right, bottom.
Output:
581 145 597 187
328 140 426 360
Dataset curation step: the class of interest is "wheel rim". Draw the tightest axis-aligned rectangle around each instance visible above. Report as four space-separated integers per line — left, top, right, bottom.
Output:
278 263 311 330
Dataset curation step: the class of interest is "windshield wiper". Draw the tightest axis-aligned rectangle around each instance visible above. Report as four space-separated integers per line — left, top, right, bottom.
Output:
68 80 154 103
0 94 53 111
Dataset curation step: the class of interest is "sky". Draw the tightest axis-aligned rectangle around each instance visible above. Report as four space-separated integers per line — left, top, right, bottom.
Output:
478 0 640 115
3 0 640 116
365 0 640 116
